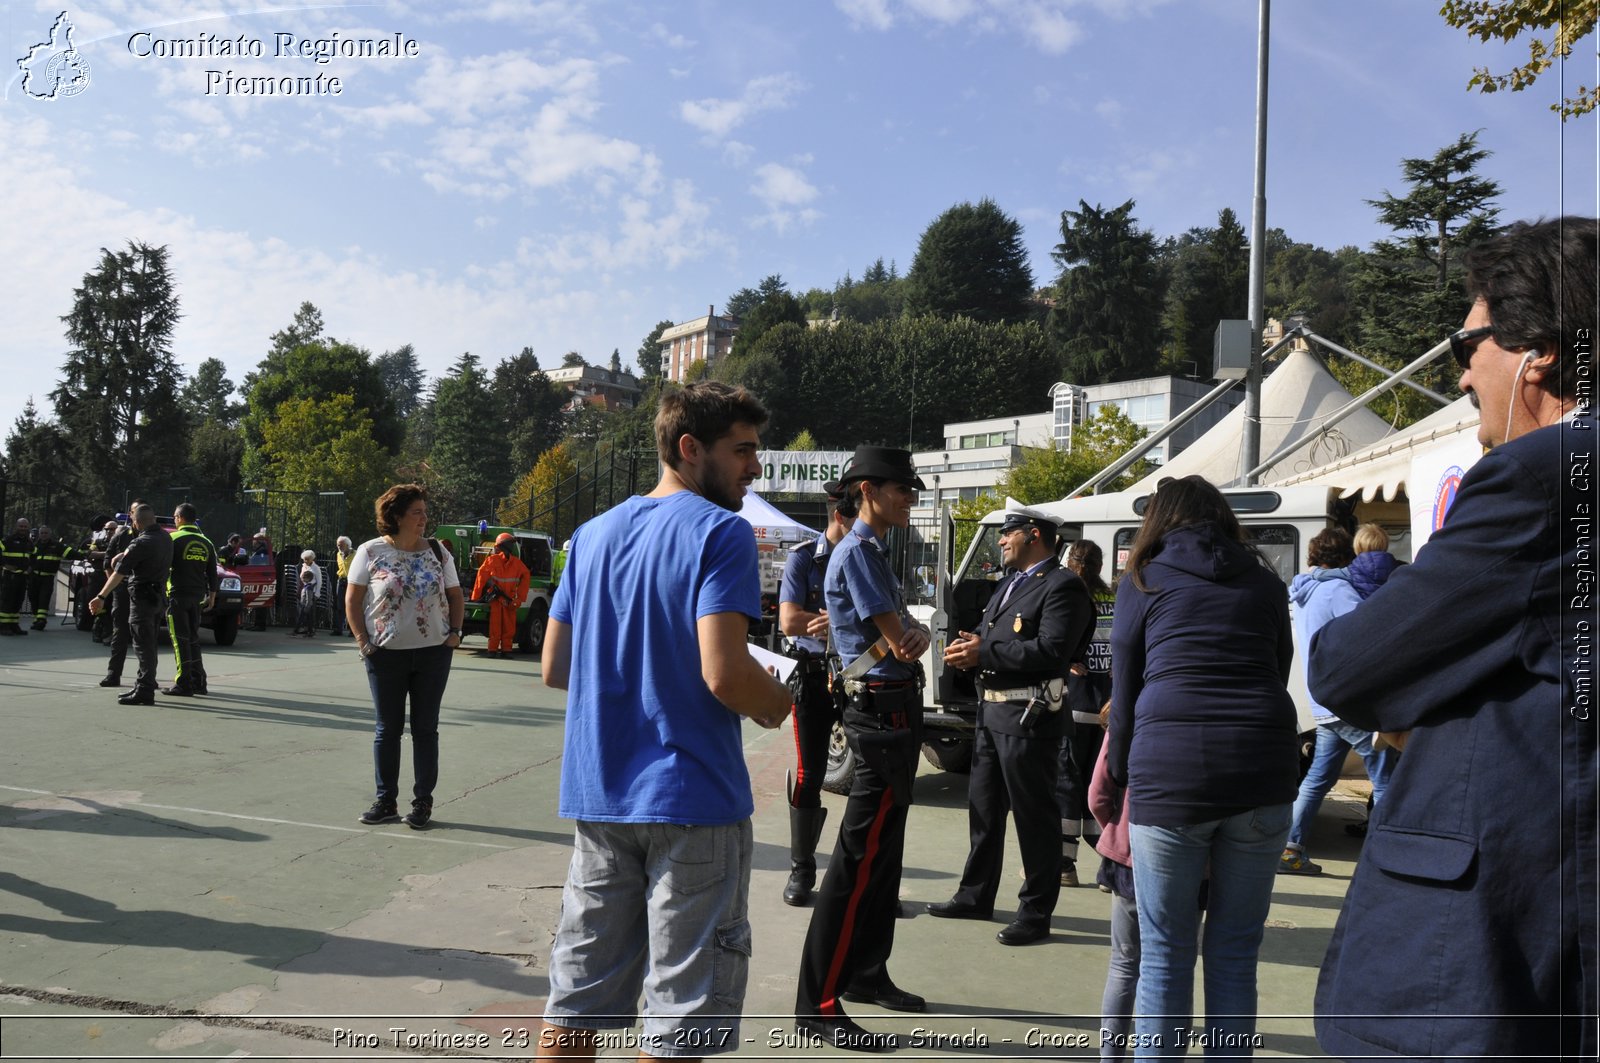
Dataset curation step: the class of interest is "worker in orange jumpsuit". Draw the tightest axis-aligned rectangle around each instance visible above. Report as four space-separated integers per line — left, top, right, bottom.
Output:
472 533 530 660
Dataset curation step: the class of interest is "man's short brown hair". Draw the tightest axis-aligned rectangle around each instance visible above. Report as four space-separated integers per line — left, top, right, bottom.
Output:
374 483 429 537
654 381 769 469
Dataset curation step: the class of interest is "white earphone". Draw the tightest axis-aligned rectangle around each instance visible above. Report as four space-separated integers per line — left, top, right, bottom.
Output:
1504 350 1538 443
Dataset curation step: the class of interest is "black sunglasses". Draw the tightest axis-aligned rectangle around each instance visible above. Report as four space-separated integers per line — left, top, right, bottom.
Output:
1449 325 1495 370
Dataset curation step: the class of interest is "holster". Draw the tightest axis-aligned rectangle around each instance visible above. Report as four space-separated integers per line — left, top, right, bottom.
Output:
844 689 920 807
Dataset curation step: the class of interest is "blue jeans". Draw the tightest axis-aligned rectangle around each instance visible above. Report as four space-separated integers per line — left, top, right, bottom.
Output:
363 643 452 806
1287 721 1392 851
545 819 753 1057
1101 891 1141 1061
1129 804 1291 1059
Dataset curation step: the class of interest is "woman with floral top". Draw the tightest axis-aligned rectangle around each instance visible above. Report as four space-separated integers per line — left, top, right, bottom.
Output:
344 483 465 829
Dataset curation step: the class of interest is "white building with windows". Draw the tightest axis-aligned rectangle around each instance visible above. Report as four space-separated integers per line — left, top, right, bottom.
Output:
911 374 1243 517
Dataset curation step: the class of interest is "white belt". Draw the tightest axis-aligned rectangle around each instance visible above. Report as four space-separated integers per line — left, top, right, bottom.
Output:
980 678 1064 704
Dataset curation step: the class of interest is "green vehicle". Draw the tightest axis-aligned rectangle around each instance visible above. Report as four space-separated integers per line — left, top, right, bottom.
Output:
436 524 563 654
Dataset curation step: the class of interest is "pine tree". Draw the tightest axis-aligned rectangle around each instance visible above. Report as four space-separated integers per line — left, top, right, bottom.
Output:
1050 200 1166 384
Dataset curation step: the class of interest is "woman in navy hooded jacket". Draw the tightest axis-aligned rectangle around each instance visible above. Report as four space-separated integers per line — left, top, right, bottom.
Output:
1104 475 1298 1059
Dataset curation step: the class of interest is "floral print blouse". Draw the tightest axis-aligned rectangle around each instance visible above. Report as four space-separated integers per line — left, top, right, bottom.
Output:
348 537 460 650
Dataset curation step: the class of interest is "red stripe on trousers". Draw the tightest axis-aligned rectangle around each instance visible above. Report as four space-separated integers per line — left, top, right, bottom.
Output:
817 787 896 1015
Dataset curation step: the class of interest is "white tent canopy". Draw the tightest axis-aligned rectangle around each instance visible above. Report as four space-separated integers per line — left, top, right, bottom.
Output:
1124 349 1399 494
737 490 819 544
1271 395 1481 502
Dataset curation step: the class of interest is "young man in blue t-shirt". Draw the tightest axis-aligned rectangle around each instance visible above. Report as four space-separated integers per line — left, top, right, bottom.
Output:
538 381 792 1061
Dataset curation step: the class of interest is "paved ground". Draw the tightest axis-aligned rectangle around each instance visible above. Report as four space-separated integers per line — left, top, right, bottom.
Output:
0 620 1370 1060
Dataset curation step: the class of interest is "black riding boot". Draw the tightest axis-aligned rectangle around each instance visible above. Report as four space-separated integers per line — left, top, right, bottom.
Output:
783 805 829 907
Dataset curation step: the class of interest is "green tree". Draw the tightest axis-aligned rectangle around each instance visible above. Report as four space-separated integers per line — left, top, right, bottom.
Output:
949 491 1003 570
268 301 325 357
732 289 807 355
997 406 1152 502
637 319 673 383
1262 229 1357 343
493 347 568 476
1441 0 1598 118
905 199 1034 324
510 443 580 541
241 304 400 466
1345 132 1503 422
51 242 188 504
180 358 242 427
786 428 819 450
726 275 788 319
1160 208 1249 374
3 399 72 523
187 418 246 503
430 353 510 522
832 258 908 324
561 351 586 368
1050 200 1166 384
374 344 426 419
258 395 392 544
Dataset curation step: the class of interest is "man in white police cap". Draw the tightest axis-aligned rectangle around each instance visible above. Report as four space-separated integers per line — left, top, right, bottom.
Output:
929 503 1092 945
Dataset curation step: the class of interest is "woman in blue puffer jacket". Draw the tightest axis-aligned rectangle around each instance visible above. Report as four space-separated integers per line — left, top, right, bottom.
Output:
1278 527 1396 875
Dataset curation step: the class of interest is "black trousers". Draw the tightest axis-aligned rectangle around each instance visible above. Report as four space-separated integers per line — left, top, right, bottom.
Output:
1055 719 1106 862
129 594 162 692
105 586 132 678
0 570 26 627
796 697 920 1018
27 573 55 621
167 594 204 687
951 721 1062 927
789 664 840 809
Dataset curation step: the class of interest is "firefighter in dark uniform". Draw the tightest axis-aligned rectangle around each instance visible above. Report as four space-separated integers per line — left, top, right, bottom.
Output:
26 525 76 630
99 514 139 681
795 447 929 1052
778 482 850 907
89 502 173 705
928 505 1093 946
0 517 34 636
164 503 218 696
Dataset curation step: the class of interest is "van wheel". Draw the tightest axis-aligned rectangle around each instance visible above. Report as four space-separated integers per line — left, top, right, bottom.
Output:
213 619 239 646
518 599 549 655
921 736 973 774
822 722 856 795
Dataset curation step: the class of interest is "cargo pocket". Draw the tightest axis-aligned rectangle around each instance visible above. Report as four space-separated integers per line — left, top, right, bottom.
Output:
1365 826 1477 884
711 918 752 1007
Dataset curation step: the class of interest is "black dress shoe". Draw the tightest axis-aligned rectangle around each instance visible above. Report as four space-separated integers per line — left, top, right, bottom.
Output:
98 675 122 687
926 899 991 920
160 685 194 697
795 1016 897 1053
996 920 1049 946
842 983 925 1013
117 688 155 706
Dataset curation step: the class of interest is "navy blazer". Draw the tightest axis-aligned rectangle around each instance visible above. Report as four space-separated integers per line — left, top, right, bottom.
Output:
1309 414 1597 1061
974 557 1092 738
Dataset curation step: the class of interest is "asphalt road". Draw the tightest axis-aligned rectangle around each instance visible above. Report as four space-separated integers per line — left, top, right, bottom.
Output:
0 621 1364 1060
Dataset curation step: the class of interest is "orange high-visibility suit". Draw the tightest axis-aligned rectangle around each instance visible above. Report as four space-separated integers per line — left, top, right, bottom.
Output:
472 550 530 653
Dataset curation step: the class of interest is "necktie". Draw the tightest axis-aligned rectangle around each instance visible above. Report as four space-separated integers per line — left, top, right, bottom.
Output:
996 569 1026 611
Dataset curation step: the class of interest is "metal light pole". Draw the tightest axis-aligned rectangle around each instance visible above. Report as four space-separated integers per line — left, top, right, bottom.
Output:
1240 0 1270 484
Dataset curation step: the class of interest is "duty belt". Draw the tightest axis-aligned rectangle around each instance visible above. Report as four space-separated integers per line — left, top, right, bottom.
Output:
843 677 917 697
980 678 1065 704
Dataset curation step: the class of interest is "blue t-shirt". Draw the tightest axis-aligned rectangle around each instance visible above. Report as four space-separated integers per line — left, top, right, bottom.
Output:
550 491 762 824
779 535 832 658
824 519 915 682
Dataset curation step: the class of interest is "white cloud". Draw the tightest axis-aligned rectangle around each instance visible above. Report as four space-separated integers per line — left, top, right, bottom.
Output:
749 162 821 233
649 23 694 49
679 73 805 139
1094 97 1124 125
835 0 895 30
834 0 1104 55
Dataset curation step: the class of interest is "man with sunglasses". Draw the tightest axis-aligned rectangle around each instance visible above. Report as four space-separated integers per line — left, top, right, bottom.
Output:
1308 217 1597 1061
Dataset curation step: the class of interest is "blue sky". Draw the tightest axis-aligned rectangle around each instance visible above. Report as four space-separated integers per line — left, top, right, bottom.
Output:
1 0 1595 441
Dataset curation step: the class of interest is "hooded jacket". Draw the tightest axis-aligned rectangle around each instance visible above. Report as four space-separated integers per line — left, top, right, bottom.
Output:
1289 568 1362 723
1105 521 1298 826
